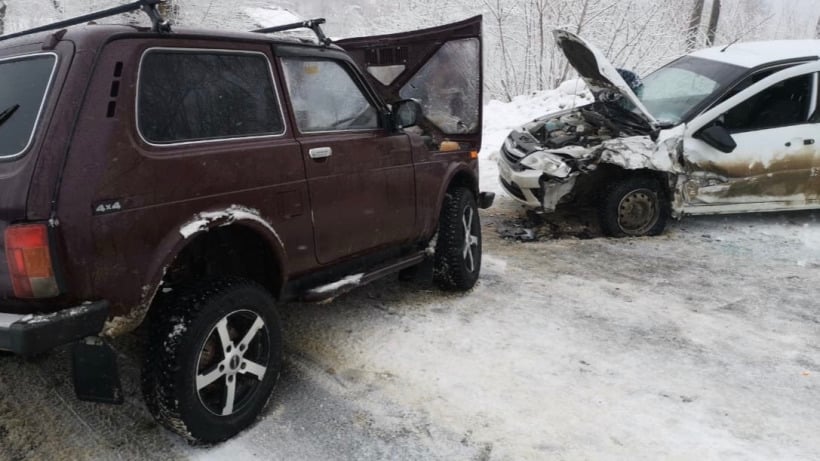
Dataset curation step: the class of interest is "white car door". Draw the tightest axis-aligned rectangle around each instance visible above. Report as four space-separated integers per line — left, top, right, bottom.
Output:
681 61 820 214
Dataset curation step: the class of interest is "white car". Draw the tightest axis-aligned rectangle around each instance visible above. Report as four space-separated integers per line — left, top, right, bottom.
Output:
498 30 820 237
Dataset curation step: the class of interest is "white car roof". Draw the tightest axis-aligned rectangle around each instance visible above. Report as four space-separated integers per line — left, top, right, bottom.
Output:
691 40 820 69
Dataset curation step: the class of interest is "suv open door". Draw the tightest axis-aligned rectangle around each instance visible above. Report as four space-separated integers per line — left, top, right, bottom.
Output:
337 16 483 152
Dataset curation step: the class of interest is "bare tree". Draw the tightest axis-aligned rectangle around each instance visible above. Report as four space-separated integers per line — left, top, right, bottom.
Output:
482 0 518 101
532 0 549 90
687 0 705 50
158 0 179 22
43 0 787 101
706 0 721 45
557 0 591 83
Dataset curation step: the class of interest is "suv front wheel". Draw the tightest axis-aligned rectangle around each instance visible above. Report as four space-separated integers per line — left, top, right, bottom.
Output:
433 187 482 291
142 277 282 444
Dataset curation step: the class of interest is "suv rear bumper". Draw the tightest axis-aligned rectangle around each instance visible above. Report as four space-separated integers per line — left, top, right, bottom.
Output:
0 301 109 356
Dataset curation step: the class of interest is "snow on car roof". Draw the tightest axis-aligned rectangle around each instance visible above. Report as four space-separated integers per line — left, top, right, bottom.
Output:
691 40 820 69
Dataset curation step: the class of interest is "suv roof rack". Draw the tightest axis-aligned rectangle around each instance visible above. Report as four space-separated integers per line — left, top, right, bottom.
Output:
253 18 332 46
0 0 171 43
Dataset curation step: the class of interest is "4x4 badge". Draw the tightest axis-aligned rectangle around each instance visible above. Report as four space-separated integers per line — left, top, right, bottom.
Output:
93 200 123 215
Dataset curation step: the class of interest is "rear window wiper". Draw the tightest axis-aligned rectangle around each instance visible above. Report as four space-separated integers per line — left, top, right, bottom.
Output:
0 104 20 127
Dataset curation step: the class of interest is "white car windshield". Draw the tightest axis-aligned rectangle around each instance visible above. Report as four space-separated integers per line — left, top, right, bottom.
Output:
636 56 746 125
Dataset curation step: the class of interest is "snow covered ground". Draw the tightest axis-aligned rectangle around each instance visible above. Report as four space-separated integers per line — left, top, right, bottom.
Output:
0 92 819 460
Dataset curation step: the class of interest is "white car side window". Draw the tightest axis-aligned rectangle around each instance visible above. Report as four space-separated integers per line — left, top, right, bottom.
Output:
721 74 812 133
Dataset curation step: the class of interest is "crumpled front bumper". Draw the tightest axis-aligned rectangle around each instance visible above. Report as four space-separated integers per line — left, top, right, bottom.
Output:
497 154 578 212
497 155 544 207
0 301 109 356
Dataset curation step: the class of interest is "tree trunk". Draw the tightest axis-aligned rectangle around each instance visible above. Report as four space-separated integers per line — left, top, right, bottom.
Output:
706 0 721 45
537 0 545 90
687 0 705 51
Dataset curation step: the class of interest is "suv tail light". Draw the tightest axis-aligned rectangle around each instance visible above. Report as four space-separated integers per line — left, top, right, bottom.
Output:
5 224 60 299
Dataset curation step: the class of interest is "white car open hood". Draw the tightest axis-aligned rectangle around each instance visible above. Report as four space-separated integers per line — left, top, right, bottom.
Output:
553 29 660 128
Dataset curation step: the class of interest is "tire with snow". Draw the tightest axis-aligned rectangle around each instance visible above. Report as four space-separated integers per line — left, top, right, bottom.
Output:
598 176 669 238
141 277 282 444
433 187 482 291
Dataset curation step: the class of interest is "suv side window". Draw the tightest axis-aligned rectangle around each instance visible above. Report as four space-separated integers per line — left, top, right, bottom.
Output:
722 74 813 133
280 59 378 132
138 50 285 144
0 54 57 159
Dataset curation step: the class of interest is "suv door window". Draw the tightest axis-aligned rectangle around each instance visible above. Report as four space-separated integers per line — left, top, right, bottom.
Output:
722 74 812 133
398 38 480 135
280 59 378 132
138 50 285 144
0 54 57 159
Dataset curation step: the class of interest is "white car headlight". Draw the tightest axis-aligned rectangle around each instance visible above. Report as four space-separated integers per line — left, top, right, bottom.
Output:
520 152 572 179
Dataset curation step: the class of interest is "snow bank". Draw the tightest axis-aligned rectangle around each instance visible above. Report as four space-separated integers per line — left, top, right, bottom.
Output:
479 80 592 195
243 7 301 27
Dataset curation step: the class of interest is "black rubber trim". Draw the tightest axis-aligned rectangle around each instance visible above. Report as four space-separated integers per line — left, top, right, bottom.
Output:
478 192 495 209
0 300 109 356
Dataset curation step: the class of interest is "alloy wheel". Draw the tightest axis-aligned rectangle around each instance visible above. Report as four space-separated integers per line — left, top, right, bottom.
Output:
195 310 270 416
462 206 480 273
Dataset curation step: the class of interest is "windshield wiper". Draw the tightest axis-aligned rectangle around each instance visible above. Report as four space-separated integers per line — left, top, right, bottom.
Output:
0 104 20 127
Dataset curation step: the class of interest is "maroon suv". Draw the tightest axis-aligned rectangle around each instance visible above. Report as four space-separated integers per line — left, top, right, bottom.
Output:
0 0 492 443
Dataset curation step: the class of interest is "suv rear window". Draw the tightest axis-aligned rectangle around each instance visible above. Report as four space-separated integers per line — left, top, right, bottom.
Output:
138 50 285 144
0 54 57 159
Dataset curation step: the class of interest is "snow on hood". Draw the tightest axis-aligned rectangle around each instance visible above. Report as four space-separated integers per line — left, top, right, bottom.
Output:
553 29 659 128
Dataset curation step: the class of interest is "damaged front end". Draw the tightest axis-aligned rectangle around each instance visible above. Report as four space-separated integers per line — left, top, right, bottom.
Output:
498 101 675 211
497 27 695 213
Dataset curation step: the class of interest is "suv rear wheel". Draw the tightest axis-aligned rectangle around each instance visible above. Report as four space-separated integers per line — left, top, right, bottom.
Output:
142 277 282 444
433 187 482 290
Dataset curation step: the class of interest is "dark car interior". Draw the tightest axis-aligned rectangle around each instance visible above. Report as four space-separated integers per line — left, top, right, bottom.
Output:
722 73 813 132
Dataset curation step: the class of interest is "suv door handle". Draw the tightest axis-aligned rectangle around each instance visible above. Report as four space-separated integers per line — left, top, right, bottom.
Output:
804 139 815 146
309 147 333 160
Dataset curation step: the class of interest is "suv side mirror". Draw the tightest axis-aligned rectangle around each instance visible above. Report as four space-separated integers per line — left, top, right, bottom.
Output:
393 99 423 129
696 124 737 154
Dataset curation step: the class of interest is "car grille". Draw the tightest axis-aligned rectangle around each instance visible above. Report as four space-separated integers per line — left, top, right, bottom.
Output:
501 145 525 170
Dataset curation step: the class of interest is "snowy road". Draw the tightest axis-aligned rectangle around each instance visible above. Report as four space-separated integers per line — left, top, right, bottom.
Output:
1 194 818 460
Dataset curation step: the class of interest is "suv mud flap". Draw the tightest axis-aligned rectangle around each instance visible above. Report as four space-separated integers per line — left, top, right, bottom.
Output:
72 337 124 405
478 192 496 209
0 301 109 356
